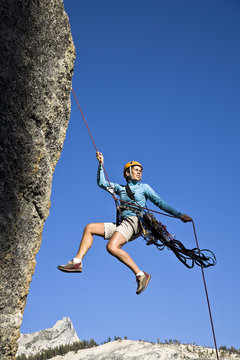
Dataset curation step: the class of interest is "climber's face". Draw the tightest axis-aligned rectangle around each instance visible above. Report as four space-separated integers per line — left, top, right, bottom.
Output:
128 165 142 181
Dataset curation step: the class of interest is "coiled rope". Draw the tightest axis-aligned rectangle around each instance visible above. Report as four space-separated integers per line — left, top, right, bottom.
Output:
71 88 219 360
141 212 216 269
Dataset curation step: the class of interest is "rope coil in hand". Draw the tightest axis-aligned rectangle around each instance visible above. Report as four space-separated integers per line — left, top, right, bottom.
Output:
141 212 216 269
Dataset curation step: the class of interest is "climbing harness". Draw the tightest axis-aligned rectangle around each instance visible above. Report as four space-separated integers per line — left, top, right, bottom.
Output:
71 88 219 360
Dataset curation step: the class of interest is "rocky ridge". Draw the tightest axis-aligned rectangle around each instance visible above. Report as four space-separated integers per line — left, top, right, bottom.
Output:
17 317 80 357
18 338 240 360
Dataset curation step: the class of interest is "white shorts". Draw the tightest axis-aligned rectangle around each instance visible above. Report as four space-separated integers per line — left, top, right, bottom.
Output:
104 216 141 242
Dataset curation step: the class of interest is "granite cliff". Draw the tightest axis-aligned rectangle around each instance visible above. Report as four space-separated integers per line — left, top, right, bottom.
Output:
0 1 75 359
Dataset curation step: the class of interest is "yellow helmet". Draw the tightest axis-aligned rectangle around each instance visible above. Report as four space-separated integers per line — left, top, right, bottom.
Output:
123 161 143 177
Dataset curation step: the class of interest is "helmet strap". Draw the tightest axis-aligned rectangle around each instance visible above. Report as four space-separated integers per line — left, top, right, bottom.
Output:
129 166 133 180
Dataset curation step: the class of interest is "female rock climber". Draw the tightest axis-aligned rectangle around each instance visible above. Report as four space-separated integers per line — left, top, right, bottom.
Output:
58 151 192 295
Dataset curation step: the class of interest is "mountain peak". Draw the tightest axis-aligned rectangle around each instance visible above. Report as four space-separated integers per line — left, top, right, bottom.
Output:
17 317 80 357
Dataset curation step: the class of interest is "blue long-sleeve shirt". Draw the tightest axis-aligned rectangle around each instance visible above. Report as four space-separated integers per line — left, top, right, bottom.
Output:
97 164 182 219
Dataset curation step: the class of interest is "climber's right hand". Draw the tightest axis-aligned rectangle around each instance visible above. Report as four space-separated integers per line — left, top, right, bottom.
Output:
96 151 104 165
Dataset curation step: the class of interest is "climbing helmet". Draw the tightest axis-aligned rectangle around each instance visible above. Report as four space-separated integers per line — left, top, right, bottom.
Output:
123 161 143 177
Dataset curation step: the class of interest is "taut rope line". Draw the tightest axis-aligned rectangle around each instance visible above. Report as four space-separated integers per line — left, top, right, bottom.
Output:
192 220 219 360
71 88 219 360
71 88 115 198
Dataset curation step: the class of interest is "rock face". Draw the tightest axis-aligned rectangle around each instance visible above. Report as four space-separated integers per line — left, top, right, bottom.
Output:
0 1 75 359
17 317 80 357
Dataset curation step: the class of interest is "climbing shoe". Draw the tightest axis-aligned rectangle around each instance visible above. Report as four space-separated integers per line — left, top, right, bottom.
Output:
57 260 82 273
136 271 151 295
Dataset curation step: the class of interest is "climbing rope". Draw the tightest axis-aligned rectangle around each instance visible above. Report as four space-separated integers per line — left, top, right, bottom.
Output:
71 88 114 194
71 88 219 360
192 220 219 360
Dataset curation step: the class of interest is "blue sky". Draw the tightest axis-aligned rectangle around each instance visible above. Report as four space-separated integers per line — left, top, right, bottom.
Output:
21 0 240 349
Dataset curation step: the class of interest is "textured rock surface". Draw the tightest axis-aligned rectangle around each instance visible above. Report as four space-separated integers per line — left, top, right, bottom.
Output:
38 340 238 360
17 317 80 357
0 1 75 359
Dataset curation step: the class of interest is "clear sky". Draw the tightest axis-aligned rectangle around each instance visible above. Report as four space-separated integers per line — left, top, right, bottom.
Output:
21 0 240 350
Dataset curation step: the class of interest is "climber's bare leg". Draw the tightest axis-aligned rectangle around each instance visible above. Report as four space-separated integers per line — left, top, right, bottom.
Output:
106 231 140 275
75 223 105 260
